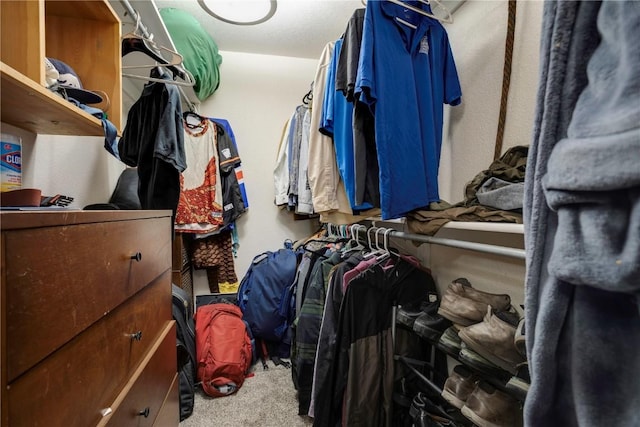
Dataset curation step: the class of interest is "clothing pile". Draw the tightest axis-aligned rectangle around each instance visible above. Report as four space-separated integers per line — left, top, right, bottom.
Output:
406 145 527 236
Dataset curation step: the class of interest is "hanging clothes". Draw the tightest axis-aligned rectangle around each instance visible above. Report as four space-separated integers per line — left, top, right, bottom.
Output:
118 69 186 215
211 120 247 226
294 249 343 415
335 8 380 208
355 1 462 219
321 37 373 212
274 113 294 206
307 251 365 417
313 256 435 427
211 118 249 209
189 230 239 293
174 115 224 234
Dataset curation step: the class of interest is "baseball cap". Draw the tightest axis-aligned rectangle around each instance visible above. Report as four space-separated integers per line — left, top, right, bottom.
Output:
45 58 103 105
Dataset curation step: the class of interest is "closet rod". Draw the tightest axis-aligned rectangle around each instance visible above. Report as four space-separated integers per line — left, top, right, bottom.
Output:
119 0 197 112
392 230 525 260
357 227 526 260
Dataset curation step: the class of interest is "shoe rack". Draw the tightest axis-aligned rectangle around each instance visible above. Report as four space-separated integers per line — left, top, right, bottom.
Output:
0 0 122 135
360 219 527 426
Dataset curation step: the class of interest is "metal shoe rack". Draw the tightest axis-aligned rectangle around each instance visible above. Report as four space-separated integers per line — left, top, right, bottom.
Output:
331 221 527 424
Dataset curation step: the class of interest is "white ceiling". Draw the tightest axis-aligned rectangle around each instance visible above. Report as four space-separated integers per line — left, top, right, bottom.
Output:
153 0 365 59
119 0 463 60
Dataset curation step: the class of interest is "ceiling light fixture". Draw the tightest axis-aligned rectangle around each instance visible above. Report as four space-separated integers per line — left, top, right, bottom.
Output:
198 0 277 26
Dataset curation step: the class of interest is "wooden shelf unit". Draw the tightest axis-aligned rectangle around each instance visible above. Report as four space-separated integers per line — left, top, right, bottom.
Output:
0 0 122 134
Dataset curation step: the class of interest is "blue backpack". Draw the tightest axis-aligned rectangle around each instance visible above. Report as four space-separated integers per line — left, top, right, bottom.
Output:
237 244 299 346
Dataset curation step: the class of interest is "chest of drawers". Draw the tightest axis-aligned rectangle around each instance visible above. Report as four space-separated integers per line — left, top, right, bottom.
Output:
0 211 178 426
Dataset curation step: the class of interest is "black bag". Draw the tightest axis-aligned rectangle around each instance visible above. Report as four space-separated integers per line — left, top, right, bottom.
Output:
172 284 196 421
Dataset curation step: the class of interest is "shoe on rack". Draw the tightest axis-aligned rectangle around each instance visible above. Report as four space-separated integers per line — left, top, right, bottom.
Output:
409 392 456 427
458 343 512 381
437 279 512 327
505 362 530 402
513 318 526 358
458 307 526 375
437 326 463 357
461 382 523 427
414 311 452 342
441 365 480 409
397 300 439 329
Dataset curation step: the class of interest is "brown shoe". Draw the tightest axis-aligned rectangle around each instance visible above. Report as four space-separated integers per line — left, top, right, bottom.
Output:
514 318 526 358
458 307 526 374
461 382 522 427
441 365 479 409
437 279 511 326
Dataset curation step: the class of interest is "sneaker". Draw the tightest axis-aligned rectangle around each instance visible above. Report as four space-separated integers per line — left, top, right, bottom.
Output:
458 343 512 381
409 392 460 427
441 365 480 409
458 307 526 374
461 382 523 427
414 312 452 342
437 279 512 327
437 326 463 357
397 300 439 329
505 362 530 402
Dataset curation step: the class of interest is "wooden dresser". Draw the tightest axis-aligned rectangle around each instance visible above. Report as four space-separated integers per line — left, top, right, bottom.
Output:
0 211 178 426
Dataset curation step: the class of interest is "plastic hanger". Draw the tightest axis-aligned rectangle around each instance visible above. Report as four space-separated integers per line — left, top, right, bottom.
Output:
363 227 385 259
341 224 367 258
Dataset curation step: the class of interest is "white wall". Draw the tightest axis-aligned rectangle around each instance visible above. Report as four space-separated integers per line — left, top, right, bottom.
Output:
193 51 320 289
2 122 125 208
438 0 543 203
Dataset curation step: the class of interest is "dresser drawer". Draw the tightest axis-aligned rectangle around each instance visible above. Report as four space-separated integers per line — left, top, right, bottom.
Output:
102 322 177 427
6 272 172 427
4 216 171 381
155 373 180 427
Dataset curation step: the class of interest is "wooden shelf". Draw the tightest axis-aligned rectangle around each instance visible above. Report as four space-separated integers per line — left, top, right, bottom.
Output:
1 62 105 136
0 0 121 135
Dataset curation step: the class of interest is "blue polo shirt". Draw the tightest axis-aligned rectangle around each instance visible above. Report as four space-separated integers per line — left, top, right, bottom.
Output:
355 1 461 219
321 38 373 211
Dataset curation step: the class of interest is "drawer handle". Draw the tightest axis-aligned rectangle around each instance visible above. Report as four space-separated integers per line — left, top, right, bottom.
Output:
129 330 143 341
130 252 143 262
138 407 150 418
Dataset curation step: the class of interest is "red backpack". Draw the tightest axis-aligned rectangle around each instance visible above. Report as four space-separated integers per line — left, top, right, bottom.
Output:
195 303 253 397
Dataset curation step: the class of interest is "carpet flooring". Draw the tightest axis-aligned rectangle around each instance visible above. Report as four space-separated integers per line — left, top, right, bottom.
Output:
179 362 314 427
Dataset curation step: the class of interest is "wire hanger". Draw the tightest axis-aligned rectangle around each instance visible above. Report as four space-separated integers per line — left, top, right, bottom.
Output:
183 109 209 130
120 9 196 87
386 0 453 25
302 82 313 106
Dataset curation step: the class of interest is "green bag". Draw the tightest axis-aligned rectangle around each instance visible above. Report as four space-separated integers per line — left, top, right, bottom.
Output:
160 8 222 101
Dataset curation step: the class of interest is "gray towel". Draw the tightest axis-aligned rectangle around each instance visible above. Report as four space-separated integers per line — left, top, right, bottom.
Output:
524 1 640 426
476 177 524 211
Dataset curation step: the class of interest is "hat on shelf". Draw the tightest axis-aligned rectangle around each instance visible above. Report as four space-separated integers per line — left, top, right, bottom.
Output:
45 57 103 105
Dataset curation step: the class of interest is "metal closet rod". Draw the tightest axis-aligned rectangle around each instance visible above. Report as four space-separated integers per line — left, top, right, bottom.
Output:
119 0 197 112
350 225 526 260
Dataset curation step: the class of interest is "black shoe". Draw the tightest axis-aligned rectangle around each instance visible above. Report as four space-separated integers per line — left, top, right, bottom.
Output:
505 362 530 401
436 326 463 357
409 393 457 427
397 300 439 329
458 343 512 382
414 312 452 342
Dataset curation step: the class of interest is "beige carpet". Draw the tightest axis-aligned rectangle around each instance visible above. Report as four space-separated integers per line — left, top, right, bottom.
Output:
180 363 314 427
